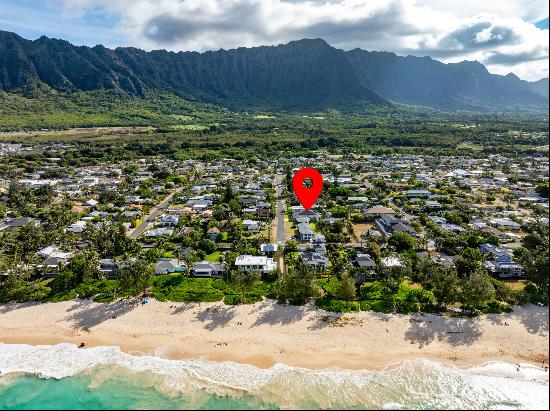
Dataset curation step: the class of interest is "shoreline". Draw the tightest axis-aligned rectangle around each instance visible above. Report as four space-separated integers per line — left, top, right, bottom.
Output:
1 299 548 371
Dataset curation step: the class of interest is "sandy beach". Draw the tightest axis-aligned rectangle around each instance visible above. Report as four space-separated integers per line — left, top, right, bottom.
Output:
0 299 548 370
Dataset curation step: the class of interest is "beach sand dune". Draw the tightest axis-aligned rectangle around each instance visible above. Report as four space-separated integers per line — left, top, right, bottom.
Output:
0 299 548 370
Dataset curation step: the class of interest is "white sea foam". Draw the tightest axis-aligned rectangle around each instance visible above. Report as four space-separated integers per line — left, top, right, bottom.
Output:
0 342 548 409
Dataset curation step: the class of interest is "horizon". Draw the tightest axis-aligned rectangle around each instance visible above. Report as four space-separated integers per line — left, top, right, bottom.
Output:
2 29 547 83
0 0 547 81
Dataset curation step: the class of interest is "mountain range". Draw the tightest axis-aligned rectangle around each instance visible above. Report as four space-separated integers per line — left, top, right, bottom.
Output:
0 30 547 112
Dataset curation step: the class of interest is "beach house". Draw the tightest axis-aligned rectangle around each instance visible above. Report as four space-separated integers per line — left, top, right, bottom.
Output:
235 255 277 274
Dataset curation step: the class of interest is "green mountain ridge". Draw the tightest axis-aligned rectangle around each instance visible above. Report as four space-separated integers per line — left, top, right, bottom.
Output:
0 30 547 112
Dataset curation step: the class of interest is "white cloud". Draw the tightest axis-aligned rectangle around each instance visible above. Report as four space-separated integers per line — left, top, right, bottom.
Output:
52 0 549 80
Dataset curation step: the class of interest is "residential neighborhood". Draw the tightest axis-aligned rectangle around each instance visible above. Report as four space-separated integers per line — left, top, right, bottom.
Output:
1 145 548 302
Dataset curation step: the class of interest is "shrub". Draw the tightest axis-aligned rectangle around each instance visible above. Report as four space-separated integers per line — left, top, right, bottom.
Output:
480 299 513 314
315 296 360 313
47 290 78 303
50 270 80 294
224 294 242 305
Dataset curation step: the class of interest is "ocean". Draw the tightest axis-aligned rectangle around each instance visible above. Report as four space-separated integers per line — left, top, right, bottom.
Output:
0 343 548 410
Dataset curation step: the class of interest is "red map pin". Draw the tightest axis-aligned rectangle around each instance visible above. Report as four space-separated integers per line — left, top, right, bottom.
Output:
292 168 323 211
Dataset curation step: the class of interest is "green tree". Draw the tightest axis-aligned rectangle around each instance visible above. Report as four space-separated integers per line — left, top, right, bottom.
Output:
118 258 154 296
278 260 319 305
198 239 217 254
330 252 351 280
461 269 495 310
223 181 235 203
0 264 32 302
284 239 298 253
455 248 483 276
230 269 261 301
429 265 459 308
67 249 100 281
388 232 416 252
50 270 80 294
377 265 405 311
335 274 356 301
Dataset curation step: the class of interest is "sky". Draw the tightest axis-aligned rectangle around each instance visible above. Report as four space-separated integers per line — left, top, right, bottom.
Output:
0 0 548 81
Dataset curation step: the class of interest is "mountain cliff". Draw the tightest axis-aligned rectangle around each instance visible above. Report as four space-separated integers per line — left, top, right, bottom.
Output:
0 30 547 112
346 49 547 111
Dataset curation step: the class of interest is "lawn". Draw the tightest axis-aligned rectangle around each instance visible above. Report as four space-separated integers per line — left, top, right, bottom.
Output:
152 276 277 304
204 251 221 262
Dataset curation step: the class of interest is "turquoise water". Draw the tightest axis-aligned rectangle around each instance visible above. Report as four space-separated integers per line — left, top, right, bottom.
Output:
0 372 269 410
0 343 548 410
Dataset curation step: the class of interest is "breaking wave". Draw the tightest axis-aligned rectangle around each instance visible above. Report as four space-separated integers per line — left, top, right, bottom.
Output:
0 343 548 409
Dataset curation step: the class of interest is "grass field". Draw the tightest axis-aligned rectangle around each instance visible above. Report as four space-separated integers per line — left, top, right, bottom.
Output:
205 251 221 262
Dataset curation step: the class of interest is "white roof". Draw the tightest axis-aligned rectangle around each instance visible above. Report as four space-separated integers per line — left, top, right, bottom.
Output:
235 255 270 266
381 256 403 267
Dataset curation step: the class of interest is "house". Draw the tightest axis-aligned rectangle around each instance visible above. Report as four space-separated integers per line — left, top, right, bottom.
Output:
84 199 99 207
381 256 404 268
36 245 69 259
0 217 39 232
479 226 506 241
235 255 277 274
260 243 278 256
177 226 194 237
67 220 86 233
191 261 227 278
86 211 109 220
40 256 70 277
154 258 186 275
291 207 320 222
440 223 466 233
99 259 118 278
353 254 377 271
122 210 141 220
255 202 272 217
242 219 261 233
145 227 174 238
312 243 327 255
488 218 521 231
352 253 377 283
324 216 340 226
425 200 441 210
429 216 447 225
297 222 314 242
479 243 511 260
484 260 524 278
313 234 326 244
404 189 431 198
158 214 179 227
431 253 459 268
479 243 524 278
81 177 99 186
364 206 395 219
207 227 221 240
375 214 416 237
299 251 329 268
125 195 144 204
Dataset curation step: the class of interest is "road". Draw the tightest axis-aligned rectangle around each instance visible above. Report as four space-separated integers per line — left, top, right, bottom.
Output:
274 174 288 273
275 175 287 244
127 187 183 240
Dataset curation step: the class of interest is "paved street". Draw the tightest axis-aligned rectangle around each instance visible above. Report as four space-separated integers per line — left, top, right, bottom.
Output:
274 174 288 273
127 187 183 239
275 175 287 245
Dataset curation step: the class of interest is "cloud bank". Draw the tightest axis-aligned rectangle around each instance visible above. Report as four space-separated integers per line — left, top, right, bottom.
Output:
52 0 549 80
